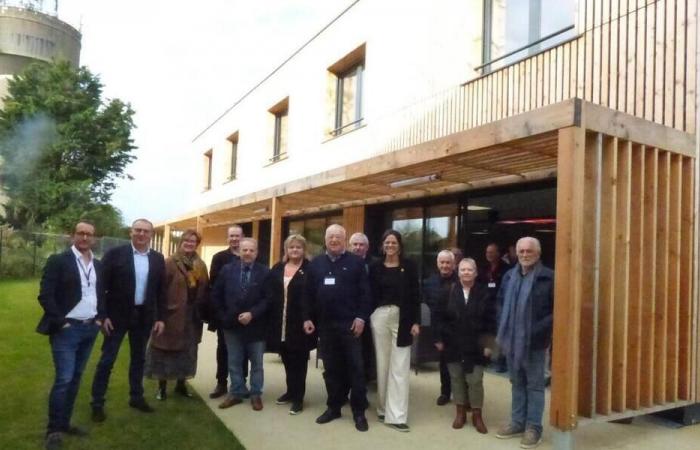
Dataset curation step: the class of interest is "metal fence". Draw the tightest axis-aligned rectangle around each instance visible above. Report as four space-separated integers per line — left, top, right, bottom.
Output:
0 228 129 278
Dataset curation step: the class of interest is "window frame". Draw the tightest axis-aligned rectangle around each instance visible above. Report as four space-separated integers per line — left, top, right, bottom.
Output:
227 132 239 181
333 63 364 136
269 97 289 164
203 149 213 191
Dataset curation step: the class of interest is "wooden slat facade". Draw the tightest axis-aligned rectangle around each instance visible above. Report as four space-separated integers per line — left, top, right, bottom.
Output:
550 130 696 428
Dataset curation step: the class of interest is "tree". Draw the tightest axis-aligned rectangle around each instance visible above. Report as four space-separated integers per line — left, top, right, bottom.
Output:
0 61 135 234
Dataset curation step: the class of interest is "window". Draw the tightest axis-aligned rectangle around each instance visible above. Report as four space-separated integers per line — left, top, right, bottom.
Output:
328 44 365 137
203 149 212 191
269 97 289 163
227 132 238 181
481 0 577 73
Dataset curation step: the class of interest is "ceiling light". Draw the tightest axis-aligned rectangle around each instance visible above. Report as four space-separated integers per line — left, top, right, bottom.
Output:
389 173 440 189
467 205 491 211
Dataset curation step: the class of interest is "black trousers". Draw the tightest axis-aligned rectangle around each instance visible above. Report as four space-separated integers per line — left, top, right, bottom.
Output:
439 352 452 396
216 329 248 384
280 343 309 402
319 322 368 416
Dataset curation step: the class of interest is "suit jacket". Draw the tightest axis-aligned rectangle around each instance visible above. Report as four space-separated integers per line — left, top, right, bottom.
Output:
36 249 104 335
99 244 166 329
212 260 270 342
204 249 240 330
266 259 317 353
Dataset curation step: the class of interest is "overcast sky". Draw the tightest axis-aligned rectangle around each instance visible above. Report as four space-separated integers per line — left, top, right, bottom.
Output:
55 0 353 225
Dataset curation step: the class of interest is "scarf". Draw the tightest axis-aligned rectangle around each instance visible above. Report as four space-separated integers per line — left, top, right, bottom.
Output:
496 262 542 375
173 251 203 289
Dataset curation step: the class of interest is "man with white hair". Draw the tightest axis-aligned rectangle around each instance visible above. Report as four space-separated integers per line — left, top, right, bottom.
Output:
495 237 553 449
422 249 458 406
303 224 372 432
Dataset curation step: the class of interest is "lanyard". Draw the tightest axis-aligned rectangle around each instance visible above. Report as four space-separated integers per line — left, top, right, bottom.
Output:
78 259 93 287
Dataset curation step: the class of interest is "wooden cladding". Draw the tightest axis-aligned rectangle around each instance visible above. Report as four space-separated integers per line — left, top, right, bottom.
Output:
385 0 695 157
551 128 695 429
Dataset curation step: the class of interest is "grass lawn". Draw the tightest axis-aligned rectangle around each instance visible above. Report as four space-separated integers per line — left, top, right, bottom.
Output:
0 278 243 450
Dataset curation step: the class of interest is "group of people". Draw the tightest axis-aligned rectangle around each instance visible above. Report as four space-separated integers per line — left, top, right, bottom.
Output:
37 218 553 450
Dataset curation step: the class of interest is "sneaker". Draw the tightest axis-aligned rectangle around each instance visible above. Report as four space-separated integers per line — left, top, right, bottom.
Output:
387 423 410 432
175 383 193 398
156 387 167 401
44 432 62 450
276 392 292 405
377 414 385 423
495 423 525 439
289 401 303 415
520 427 542 449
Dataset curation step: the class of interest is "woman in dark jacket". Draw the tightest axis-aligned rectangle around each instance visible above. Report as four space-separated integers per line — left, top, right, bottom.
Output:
266 234 315 415
368 229 420 432
434 257 496 433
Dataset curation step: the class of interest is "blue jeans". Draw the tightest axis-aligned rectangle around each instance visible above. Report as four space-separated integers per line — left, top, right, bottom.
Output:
223 331 264 398
509 348 547 433
48 322 99 433
91 318 151 407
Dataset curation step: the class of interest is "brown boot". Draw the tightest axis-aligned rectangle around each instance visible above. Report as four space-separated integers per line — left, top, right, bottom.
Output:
471 408 488 434
452 404 467 429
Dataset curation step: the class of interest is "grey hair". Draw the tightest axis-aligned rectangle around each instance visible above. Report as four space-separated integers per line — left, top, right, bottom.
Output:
349 232 369 245
239 237 258 249
516 236 542 254
325 224 347 238
437 249 455 262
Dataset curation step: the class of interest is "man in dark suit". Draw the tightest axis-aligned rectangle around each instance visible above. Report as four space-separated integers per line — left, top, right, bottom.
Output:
303 224 372 432
349 232 376 384
90 218 166 421
38 220 103 450
207 224 244 399
213 237 270 411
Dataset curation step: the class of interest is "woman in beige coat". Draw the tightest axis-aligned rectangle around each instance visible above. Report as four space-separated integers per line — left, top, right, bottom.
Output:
145 229 208 399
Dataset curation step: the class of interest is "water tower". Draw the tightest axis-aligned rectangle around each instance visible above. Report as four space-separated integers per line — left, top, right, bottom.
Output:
0 0 81 107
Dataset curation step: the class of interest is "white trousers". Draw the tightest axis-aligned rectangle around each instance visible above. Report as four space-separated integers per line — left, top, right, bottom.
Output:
371 305 411 424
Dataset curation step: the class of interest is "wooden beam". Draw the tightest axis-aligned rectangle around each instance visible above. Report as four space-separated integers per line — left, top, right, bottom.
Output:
251 220 260 241
270 197 283 267
162 224 172 258
342 206 365 237
654 150 671 405
679 157 694 400
666 154 682 402
550 126 586 430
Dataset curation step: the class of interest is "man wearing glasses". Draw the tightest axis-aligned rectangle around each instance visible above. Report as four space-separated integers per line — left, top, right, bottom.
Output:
37 220 103 450
90 218 166 422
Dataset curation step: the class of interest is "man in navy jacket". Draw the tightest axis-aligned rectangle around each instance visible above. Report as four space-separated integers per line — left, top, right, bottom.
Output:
90 219 166 421
303 224 372 432
213 237 269 411
38 220 103 450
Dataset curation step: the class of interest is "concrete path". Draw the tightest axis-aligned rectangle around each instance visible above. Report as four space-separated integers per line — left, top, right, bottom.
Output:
188 332 700 450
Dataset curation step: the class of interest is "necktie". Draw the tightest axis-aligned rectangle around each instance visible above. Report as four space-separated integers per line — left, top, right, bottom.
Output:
241 266 251 295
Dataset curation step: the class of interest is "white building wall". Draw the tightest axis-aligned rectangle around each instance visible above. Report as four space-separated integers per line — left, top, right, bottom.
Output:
190 0 484 210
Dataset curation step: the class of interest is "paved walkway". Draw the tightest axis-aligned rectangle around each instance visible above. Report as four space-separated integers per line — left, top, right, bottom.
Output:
189 332 700 450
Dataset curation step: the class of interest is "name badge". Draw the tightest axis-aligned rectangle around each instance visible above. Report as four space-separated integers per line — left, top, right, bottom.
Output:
488 282 497 288
324 277 336 286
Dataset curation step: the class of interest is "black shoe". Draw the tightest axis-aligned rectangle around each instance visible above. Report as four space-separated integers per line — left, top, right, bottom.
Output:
44 432 62 450
209 382 227 399
276 392 292 405
129 398 155 413
354 415 369 432
316 409 341 424
175 383 193 398
436 394 450 406
378 414 385 423
64 425 88 436
387 423 410 432
289 401 303 415
91 407 106 423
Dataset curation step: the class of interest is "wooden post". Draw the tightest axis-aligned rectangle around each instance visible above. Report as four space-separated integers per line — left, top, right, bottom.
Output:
196 216 204 233
550 126 586 430
270 197 283 267
251 221 260 241
162 224 172 258
342 206 365 236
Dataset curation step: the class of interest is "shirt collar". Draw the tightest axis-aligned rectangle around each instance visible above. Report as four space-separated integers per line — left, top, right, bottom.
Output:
71 245 93 262
325 250 346 262
132 244 150 256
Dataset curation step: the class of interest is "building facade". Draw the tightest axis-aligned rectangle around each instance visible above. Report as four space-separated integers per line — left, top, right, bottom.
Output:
156 0 698 444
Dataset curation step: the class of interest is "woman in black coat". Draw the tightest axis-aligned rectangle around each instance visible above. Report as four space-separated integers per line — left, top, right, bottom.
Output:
368 229 420 432
434 257 496 433
266 234 315 415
